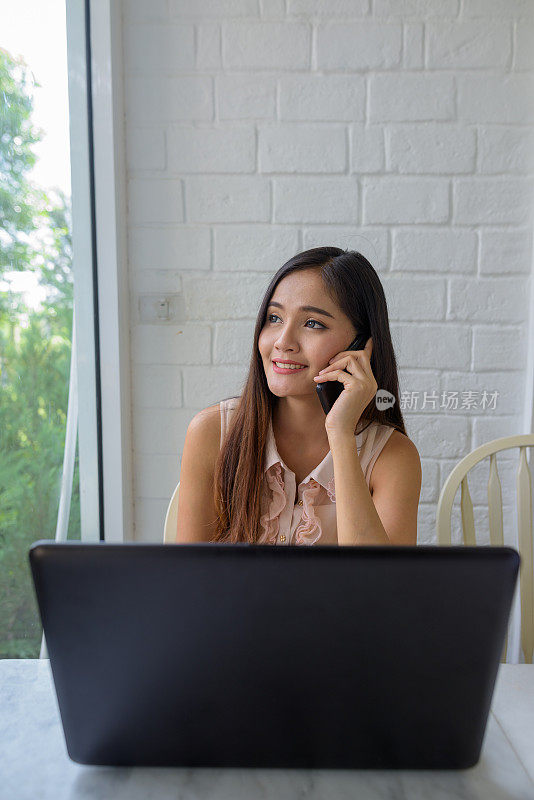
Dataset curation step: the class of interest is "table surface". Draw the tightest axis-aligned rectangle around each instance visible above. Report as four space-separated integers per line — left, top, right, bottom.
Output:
1 660 534 800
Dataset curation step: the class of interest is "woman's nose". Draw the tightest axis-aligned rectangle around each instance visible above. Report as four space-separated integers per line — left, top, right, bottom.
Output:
274 326 299 346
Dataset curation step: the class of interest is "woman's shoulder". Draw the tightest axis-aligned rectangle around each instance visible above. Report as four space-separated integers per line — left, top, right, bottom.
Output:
365 419 406 438
373 426 420 467
367 425 421 495
188 404 222 466
373 422 418 449
192 402 220 424
189 397 240 459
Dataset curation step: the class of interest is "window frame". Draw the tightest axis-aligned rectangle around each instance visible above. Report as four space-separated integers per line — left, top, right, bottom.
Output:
66 0 132 542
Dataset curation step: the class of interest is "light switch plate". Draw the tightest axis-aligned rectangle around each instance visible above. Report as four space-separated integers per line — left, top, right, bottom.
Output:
138 294 184 324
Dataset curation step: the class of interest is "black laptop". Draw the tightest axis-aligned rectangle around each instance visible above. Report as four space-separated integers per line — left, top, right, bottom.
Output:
29 541 519 769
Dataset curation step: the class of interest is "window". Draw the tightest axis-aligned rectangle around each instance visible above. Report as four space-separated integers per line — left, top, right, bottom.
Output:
0 0 105 658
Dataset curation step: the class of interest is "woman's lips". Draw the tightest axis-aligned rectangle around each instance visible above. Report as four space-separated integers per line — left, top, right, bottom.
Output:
272 362 308 374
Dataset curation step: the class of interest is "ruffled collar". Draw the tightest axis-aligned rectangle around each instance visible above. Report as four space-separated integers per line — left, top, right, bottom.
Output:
263 413 366 488
257 414 368 545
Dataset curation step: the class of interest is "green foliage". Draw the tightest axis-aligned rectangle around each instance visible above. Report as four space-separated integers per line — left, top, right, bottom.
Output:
0 48 79 659
0 47 48 274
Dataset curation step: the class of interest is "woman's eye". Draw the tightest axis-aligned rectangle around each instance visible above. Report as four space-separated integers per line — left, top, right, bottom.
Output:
267 314 325 330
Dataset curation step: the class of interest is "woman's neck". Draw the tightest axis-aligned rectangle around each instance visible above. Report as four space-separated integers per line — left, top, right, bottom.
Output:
272 396 330 446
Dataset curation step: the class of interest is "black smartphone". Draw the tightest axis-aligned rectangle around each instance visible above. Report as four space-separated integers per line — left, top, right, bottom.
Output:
315 332 370 416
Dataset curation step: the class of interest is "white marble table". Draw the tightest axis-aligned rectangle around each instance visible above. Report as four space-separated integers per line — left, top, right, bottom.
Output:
1 659 533 800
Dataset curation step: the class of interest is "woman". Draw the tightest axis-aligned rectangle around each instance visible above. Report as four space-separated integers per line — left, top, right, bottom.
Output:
176 247 421 546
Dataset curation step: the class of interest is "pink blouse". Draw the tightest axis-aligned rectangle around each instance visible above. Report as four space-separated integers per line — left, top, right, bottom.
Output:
219 397 395 546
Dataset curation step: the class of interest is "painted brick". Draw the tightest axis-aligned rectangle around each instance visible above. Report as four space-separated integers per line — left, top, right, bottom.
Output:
128 179 184 224
374 0 459 15
473 327 527 371
386 124 476 174
351 125 385 173
169 0 259 17
382 276 446 320
197 24 222 69
126 77 213 123
417 504 439 545
126 128 166 171
261 0 286 17
214 225 299 271
448 276 530 323
363 178 449 224
131 324 211 365
130 270 183 295
369 74 455 121
218 75 276 119
183 365 249 407
392 323 471 370
273 177 358 223
515 22 534 70
182 273 265 319
453 178 534 225
457 75 534 124
463 0 534 17
132 365 183 408
408 414 470 459
473 416 527 446
134 497 172 542
441 370 523 415
186 176 271 222
123 0 168 23
426 21 511 69
222 22 310 69
302 226 389 269
135 454 180 500
288 0 369 14
316 22 402 70
128 226 211 272
135 408 189 454
123 3 534 543
167 126 256 172
479 229 533 274
477 127 534 174
392 229 477 273
403 23 424 68
214 320 257 363
279 75 365 121
124 24 195 73
259 124 346 173
398 369 443 417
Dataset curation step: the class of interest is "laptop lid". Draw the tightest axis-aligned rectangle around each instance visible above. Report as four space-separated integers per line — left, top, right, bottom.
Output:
29 541 519 769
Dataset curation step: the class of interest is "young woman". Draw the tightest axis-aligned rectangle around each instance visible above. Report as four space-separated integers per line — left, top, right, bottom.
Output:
176 247 421 546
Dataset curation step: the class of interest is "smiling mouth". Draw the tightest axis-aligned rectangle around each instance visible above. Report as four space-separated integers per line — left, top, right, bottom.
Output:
272 361 308 371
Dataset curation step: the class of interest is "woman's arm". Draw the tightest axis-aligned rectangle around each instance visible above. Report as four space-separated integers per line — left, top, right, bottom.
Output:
328 429 422 546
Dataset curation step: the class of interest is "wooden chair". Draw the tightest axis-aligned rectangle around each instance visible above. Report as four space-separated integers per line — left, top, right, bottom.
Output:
163 482 180 543
436 434 534 664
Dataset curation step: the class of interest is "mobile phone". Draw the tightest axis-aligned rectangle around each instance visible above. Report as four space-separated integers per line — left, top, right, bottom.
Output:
315 332 370 416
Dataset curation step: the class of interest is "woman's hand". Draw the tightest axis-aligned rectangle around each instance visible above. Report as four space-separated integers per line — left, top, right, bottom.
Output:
313 337 377 436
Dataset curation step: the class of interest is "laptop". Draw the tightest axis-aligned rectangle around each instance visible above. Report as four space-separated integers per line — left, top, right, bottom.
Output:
29 541 519 769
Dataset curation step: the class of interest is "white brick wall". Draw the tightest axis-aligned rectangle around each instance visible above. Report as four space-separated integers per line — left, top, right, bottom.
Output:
123 0 534 546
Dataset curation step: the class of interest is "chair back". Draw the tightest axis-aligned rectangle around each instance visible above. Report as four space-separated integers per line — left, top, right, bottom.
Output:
436 434 534 663
163 482 180 544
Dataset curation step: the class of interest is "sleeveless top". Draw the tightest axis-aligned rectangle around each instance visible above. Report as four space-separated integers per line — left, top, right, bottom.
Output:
219 397 395 546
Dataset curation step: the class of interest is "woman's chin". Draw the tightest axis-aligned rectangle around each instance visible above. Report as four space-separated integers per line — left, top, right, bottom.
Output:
268 383 315 399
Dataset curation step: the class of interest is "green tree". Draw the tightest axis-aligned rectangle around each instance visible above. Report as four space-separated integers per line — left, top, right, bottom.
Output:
0 48 48 277
0 48 79 658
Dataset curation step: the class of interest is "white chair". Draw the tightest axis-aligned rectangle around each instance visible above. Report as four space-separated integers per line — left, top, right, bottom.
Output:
163 482 180 544
436 434 534 664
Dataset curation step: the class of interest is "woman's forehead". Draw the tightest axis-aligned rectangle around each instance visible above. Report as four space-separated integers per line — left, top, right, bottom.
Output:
272 271 334 307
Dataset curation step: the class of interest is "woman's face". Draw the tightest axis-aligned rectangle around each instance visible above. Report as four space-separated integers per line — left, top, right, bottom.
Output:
258 269 358 397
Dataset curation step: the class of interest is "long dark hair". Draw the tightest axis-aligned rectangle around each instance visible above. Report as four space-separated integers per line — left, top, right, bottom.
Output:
211 246 407 543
